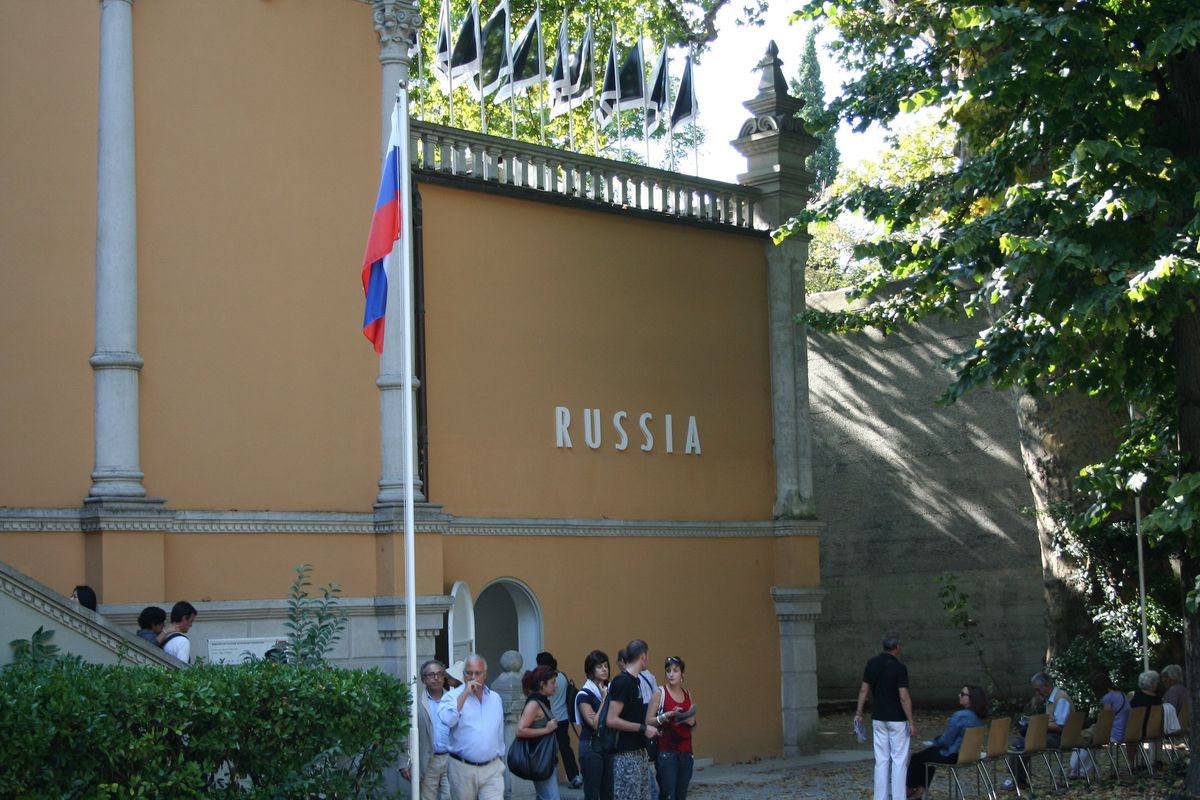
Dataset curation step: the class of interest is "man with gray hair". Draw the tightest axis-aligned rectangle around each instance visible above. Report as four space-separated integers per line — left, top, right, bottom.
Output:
402 659 451 800
439 654 505 800
855 631 915 800
1161 664 1187 715
1003 672 1072 791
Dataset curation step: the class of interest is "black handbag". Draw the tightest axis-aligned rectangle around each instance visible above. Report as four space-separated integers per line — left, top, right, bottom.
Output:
506 699 558 781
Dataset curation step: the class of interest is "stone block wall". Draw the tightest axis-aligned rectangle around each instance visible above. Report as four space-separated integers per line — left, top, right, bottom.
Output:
808 290 1047 706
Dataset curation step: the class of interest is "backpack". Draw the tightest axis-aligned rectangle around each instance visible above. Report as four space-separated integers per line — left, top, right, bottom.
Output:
594 690 619 756
566 675 581 724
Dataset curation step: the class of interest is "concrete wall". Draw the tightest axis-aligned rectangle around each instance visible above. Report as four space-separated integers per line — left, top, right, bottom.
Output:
808 289 1046 705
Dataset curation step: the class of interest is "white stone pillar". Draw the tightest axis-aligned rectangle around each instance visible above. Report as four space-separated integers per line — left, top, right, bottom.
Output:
772 586 827 755
492 650 534 800
89 0 149 502
370 0 426 507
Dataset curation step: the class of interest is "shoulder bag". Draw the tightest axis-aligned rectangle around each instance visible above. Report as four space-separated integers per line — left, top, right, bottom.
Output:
507 698 558 781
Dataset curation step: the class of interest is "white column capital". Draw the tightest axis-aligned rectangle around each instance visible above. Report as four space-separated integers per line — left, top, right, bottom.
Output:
370 0 423 68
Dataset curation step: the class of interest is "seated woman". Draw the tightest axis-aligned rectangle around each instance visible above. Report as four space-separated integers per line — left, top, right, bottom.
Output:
905 684 988 800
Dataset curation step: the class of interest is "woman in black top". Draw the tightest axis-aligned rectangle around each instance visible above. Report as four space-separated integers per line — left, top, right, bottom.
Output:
575 650 612 800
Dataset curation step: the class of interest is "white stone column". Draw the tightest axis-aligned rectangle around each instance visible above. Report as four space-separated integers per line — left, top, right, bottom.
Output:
491 651 534 800
89 0 149 502
370 0 426 507
772 586 827 755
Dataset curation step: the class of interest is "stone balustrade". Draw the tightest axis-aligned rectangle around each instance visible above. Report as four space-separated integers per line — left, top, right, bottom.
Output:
410 121 763 230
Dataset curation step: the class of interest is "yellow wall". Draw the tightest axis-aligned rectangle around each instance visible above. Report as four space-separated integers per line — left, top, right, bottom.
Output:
422 185 774 520
1 3 774 523
443 533 801 760
0 2 99 508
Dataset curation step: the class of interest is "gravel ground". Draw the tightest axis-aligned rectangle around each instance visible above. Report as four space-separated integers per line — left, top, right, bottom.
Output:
685 711 946 800
553 710 1188 799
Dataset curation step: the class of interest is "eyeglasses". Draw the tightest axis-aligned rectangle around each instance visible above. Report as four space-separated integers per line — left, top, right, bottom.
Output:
958 691 970 697
422 672 444 679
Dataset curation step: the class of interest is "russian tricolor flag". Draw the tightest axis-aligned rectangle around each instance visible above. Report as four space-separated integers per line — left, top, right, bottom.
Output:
361 105 404 354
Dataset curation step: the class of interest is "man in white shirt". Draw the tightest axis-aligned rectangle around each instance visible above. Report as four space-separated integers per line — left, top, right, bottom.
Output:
1005 672 1072 791
402 659 452 800
439 654 505 800
162 601 197 664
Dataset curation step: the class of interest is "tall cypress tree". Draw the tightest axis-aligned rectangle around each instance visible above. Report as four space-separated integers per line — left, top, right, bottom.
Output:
792 27 839 192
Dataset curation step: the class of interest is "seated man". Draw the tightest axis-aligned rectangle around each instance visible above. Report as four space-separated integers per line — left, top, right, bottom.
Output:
1161 664 1187 715
1004 672 1071 791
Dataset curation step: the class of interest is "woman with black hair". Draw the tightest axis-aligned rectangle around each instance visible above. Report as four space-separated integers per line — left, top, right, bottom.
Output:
904 684 988 800
575 650 612 800
517 664 561 800
70 585 98 612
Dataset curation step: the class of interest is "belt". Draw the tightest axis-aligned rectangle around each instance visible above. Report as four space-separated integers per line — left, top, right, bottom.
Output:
449 753 498 767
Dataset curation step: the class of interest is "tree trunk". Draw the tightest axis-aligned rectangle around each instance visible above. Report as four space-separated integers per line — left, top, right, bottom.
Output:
1010 388 1120 661
1176 307 1200 799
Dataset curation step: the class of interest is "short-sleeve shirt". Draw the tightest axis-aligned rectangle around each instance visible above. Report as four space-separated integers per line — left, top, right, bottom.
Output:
862 651 908 721
609 672 646 753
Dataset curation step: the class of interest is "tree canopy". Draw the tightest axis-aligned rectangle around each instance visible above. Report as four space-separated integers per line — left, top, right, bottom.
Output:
792 27 840 192
787 0 1200 543
787 2 1200 785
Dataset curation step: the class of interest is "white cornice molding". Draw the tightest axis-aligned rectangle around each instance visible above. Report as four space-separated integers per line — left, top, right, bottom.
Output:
0 508 822 538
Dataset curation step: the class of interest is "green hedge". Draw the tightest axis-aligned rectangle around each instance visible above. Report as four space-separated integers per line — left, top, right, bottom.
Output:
0 658 410 798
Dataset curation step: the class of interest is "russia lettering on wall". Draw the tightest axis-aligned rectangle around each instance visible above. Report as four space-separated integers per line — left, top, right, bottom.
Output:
554 407 701 454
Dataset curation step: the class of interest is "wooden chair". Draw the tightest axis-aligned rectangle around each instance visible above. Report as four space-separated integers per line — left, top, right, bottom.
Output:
1164 703 1189 758
1048 710 1087 788
1007 714 1058 795
929 725 989 800
1083 706 1117 782
1116 706 1147 778
979 716 1013 798
1137 704 1165 773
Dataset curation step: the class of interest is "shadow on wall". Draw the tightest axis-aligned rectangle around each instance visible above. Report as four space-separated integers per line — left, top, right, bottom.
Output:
807 290 1045 704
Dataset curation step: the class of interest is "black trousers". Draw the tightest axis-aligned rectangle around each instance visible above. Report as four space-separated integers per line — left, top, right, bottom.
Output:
906 746 957 789
555 721 580 781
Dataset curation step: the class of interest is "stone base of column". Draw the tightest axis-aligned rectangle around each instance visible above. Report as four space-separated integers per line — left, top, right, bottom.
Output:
772 586 828 756
372 501 448 529
82 495 168 520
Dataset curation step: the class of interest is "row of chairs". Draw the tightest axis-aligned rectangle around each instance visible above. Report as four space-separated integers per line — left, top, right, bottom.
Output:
929 704 1189 799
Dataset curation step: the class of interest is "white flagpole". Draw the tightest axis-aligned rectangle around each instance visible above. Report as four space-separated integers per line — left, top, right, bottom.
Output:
394 85 421 800
444 0 455 127
643 38 651 165
589 18 599 155
507 7 517 139
663 42 674 172
564 16 575 152
536 0 546 145
609 22 622 160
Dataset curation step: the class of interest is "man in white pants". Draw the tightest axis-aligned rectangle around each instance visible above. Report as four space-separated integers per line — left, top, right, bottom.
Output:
855 632 916 800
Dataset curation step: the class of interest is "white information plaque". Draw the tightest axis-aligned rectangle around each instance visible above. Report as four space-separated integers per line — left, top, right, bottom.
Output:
206 636 285 665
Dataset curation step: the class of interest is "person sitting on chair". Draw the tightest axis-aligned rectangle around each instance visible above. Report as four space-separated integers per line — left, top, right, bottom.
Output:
905 684 987 800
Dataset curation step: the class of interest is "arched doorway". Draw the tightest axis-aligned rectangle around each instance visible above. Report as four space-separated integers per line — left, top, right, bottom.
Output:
473 578 543 678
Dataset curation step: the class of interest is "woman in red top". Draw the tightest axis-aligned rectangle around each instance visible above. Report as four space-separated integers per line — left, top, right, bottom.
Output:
646 655 697 800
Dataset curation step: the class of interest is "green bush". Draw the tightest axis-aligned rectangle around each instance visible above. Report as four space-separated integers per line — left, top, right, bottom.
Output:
0 658 410 798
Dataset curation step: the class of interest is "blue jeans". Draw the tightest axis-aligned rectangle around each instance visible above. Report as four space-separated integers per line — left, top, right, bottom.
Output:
533 773 561 800
579 737 613 800
655 751 693 800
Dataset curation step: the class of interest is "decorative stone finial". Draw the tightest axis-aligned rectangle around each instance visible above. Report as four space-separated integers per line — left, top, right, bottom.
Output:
738 40 805 137
500 650 523 673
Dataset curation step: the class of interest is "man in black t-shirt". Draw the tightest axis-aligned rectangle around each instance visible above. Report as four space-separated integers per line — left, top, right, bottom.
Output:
606 639 659 800
855 631 915 800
